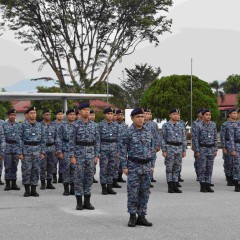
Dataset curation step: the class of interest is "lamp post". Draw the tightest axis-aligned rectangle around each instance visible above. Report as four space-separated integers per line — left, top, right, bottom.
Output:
190 58 193 129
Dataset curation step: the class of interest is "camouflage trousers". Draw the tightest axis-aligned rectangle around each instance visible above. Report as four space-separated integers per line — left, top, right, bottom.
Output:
62 152 75 184
4 153 19 180
40 151 55 181
99 148 117 185
223 152 233 177
0 159 3 177
53 155 64 175
127 172 151 216
21 154 40 185
74 157 94 196
232 153 240 181
164 152 182 183
197 148 215 184
113 156 120 179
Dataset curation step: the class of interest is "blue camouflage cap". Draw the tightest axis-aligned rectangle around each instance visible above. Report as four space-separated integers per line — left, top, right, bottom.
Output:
131 108 144 117
78 102 90 110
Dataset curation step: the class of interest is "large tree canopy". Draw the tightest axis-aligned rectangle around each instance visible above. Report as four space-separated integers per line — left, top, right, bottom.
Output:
0 0 172 92
223 74 240 94
141 75 219 123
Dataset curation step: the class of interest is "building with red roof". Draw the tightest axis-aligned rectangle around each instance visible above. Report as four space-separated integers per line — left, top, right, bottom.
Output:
218 94 238 117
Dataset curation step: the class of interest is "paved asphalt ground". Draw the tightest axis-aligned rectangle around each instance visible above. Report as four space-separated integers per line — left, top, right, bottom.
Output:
1 149 240 240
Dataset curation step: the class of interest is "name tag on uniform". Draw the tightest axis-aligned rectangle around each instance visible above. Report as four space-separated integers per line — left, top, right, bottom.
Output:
32 133 36 136
49 133 52 136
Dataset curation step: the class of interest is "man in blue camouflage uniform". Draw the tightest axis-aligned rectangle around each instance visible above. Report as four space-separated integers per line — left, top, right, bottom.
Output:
40 109 58 190
144 109 161 187
228 110 240 192
19 106 46 197
0 119 5 185
220 109 238 186
193 109 217 193
69 103 100 210
115 109 128 184
191 109 204 181
89 109 98 184
3 109 21 191
57 108 76 196
98 107 120 195
162 108 187 193
120 108 154 227
52 109 64 183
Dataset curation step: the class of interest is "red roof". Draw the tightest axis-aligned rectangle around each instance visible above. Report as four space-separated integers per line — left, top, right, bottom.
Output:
12 100 31 112
90 100 114 108
218 94 237 110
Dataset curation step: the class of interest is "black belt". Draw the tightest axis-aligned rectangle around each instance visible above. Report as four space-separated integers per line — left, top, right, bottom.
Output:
128 157 151 164
101 139 117 143
235 140 240 143
46 142 55 147
63 139 69 142
6 140 17 144
24 142 39 146
199 143 215 148
76 141 95 146
167 141 183 146
225 138 229 141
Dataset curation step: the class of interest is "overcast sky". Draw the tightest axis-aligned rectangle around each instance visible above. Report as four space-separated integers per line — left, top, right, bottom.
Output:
1 0 240 89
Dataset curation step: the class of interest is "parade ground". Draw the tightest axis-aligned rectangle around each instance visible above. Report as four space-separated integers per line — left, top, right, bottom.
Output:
1 149 240 240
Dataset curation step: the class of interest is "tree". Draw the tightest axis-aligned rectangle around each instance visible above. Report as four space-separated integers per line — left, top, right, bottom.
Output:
141 75 219 123
209 80 225 103
0 88 12 120
223 74 240 94
0 0 172 92
120 63 161 108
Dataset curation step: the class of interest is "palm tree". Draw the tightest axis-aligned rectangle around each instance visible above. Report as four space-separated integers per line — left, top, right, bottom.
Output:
209 80 225 103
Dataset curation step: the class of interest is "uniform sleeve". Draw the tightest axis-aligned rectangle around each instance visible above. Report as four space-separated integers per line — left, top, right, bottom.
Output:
56 124 63 153
161 124 167 152
213 123 218 151
220 123 226 148
0 125 6 157
69 123 77 158
119 129 129 169
94 124 100 157
229 123 235 153
191 122 196 149
194 124 200 153
182 126 187 152
18 123 24 155
40 124 46 155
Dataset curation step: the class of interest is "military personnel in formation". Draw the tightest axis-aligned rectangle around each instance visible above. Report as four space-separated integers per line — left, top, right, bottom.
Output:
120 108 154 227
220 109 238 186
112 109 117 122
193 109 217 192
75 110 81 120
89 109 98 183
3 109 21 191
98 107 120 195
40 109 58 190
57 108 76 196
69 103 100 210
228 110 240 192
191 109 204 181
0 119 5 185
143 108 161 186
115 109 127 183
19 106 45 197
52 109 64 183
162 108 187 193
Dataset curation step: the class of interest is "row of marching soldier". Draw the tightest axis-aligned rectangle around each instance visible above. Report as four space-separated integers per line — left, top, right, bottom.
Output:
0 105 238 227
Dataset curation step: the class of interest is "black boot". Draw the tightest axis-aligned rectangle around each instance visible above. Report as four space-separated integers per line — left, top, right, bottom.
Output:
4 179 11 191
234 180 240 192
173 182 182 193
40 180 46 190
227 176 234 186
101 184 108 195
206 183 214 192
128 214 137 227
151 178 157 183
117 172 126 183
179 176 184 182
58 173 63 183
0 175 4 185
76 196 83 210
30 185 39 197
177 182 182 188
11 180 20 190
112 178 122 188
83 195 95 210
23 184 30 197
136 215 153 227
70 182 75 195
107 184 117 195
200 182 207 192
150 184 154 188
93 177 98 183
52 173 57 183
167 182 174 193
46 179 55 189
63 183 69 196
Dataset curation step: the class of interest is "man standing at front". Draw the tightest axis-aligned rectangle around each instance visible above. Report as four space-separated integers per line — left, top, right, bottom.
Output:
162 108 187 193
19 106 45 197
194 109 218 192
120 108 154 227
69 103 100 210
